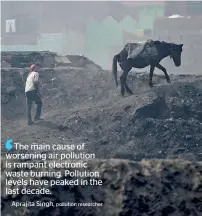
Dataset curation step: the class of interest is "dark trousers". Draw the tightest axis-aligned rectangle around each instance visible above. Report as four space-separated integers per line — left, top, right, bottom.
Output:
25 90 42 121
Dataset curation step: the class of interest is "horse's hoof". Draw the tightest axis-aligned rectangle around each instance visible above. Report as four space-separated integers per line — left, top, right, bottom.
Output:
167 79 171 83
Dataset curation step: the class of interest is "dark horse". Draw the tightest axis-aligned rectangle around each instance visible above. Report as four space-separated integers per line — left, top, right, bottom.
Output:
112 41 183 96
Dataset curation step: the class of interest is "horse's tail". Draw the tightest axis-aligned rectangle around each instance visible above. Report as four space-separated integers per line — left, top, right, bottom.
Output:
112 54 118 87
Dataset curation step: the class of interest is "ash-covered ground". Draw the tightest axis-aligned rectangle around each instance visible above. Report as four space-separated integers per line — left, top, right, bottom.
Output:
1 52 202 216
1 52 202 160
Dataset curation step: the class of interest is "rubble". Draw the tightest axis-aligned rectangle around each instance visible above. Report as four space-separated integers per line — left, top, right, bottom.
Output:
1 51 103 70
1 159 202 216
1 51 56 68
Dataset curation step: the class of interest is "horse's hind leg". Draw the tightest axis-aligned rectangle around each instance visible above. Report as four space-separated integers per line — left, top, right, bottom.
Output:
125 83 133 95
156 63 171 83
149 65 155 87
120 71 126 96
120 60 132 96
120 68 132 96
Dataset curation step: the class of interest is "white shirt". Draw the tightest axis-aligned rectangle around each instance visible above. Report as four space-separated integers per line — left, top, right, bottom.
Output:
25 71 39 92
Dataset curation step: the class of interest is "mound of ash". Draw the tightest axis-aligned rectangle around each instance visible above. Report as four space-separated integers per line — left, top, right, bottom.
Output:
1 159 202 216
109 81 202 161
1 51 56 68
1 62 202 161
1 51 103 70
1 52 202 216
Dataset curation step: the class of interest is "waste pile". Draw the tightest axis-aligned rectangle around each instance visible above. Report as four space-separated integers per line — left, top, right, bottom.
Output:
1 159 202 216
1 51 202 216
1 51 103 70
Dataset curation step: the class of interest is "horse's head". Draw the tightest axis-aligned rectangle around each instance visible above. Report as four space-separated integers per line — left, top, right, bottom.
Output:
170 43 183 67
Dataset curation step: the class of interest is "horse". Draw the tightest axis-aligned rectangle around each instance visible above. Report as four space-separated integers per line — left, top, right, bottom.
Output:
112 40 183 96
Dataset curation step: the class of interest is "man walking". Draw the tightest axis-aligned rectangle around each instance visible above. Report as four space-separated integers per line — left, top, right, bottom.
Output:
25 64 43 125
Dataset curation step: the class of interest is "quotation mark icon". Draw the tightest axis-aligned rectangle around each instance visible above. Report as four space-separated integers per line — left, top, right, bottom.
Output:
5 139 13 150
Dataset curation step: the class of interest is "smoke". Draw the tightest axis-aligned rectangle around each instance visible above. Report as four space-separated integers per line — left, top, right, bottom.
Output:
1 1 201 73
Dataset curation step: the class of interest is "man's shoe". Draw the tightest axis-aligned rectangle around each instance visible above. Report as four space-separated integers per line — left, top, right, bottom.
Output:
28 120 33 125
34 117 44 121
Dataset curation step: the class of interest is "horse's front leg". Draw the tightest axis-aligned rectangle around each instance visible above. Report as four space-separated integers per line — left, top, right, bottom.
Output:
149 65 155 87
156 63 171 83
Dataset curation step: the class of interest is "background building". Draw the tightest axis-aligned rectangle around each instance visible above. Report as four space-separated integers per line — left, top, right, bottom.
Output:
1 1 201 69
